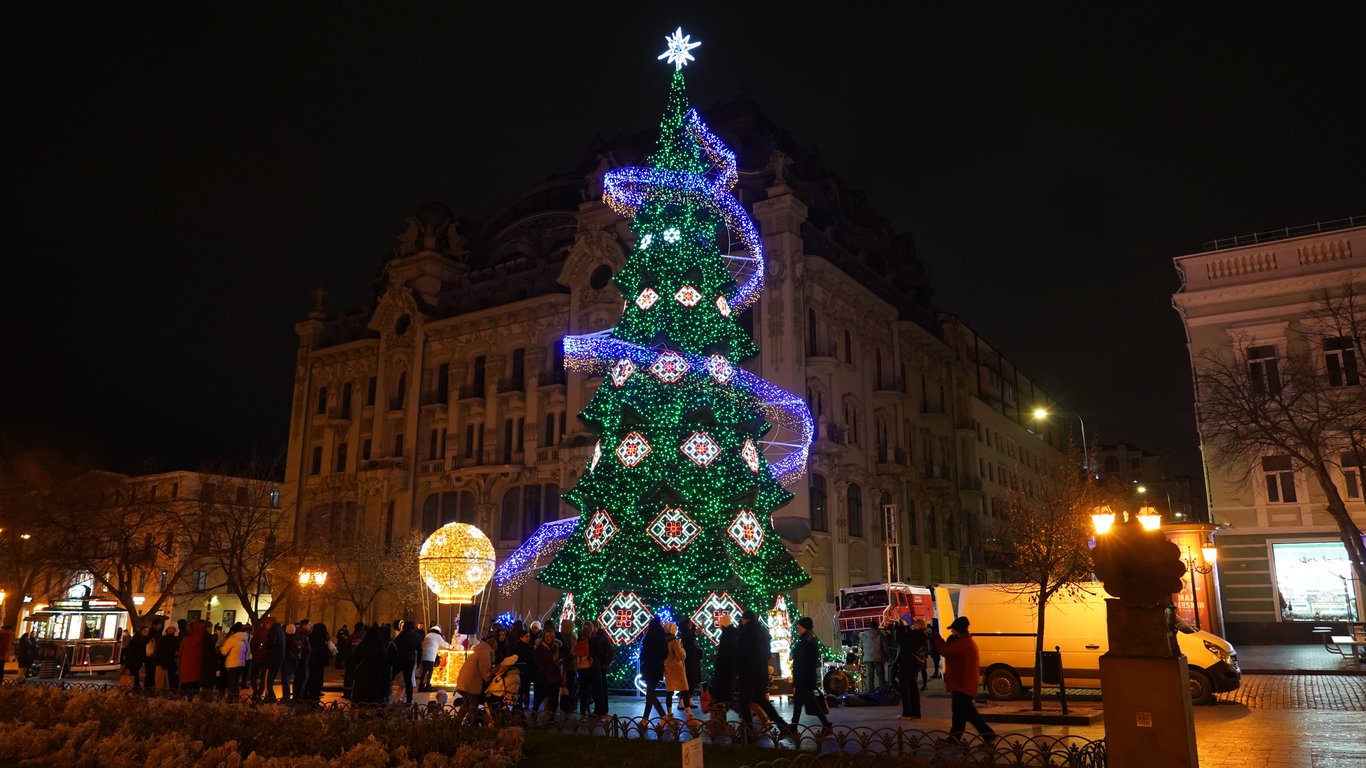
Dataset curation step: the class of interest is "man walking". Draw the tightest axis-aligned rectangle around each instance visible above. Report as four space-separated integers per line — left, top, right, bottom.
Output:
737 610 793 742
934 616 996 744
789 617 833 731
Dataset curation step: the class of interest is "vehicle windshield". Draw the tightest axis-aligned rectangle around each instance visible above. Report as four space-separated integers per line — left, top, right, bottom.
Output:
842 591 888 609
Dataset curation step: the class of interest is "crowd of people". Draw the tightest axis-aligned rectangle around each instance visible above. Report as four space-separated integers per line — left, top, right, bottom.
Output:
3 609 996 745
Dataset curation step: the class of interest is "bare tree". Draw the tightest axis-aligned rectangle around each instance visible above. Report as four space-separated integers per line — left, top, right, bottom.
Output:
195 456 298 625
45 472 205 627
0 451 68 628
323 530 424 623
1195 281 1366 588
992 446 1118 710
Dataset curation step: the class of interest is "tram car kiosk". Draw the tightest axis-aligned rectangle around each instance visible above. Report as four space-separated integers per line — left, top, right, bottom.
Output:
22 598 133 678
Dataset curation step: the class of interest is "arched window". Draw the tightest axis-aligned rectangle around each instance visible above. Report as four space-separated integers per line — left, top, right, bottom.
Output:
498 484 560 542
847 484 863 537
305 501 359 549
810 474 828 532
421 492 477 535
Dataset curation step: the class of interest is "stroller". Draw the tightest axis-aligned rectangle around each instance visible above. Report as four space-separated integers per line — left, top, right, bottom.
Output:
481 655 521 721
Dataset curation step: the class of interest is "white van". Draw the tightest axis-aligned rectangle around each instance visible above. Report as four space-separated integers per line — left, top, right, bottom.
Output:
935 582 1241 705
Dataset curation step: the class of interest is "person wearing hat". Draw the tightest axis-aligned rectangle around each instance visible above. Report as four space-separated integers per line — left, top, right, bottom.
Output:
934 616 996 744
419 625 452 692
790 616 833 730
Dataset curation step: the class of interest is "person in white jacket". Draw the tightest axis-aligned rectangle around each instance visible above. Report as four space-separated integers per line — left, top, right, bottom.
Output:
218 622 251 697
419 626 453 692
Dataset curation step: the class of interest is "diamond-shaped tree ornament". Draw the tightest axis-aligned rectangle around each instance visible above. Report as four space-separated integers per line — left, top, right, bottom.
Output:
650 351 690 383
741 439 760 473
610 358 636 387
681 431 721 467
728 509 765 554
691 592 744 645
674 285 702 307
716 295 732 317
616 432 651 467
706 354 735 384
646 506 701 551
589 441 602 473
599 591 652 645
635 288 660 310
584 509 618 552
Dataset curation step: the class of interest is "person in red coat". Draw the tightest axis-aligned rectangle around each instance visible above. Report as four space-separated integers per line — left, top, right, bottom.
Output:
933 616 997 744
178 620 207 690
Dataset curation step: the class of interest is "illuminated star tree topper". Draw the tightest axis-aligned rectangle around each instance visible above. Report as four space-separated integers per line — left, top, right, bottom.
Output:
657 27 701 71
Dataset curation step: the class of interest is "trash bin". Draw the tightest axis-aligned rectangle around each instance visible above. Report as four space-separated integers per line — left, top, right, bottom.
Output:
1040 650 1063 686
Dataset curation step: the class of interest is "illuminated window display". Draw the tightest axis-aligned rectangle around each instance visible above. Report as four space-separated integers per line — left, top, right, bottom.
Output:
1272 541 1360 622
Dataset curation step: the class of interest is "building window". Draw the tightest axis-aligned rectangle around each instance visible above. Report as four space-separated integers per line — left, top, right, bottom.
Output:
341 381 353 415
927 506 938 548
384 501 395 548
428 430 440 460
472 355 486 393
879 491 893 542
366 376 377 406
393 372 407 410
1324 337 1360 387
500 488 520 541
544 413 557 446
502 419 514 463
1248 344 1281 395
269 489 281 508
1262 455 1297 503
1343 452 1364 499
436 363 450 400
1103 456 1121 474
847 484 863 537
807 309 818 355
362 439 372 461
236 485 249 504
511 348 526 385
335 442 348 473
309 447 322 476
158 570 168 592
810 474 828 532
844 330 853 363
316 386 328 415
192 571 207 592
465 425 475 457
394 433 405 457
1272 540 1359 622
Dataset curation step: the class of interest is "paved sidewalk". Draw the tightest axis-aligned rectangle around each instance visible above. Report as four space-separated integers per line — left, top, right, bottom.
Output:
1235 643 1366 675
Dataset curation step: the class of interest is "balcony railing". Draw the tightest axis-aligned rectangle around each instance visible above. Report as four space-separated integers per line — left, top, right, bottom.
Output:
823 423 847 445
535 446 559 463
807 340 838 359
420 391 448 407
458 383 485 400
538 369 567 387
497 377 524 394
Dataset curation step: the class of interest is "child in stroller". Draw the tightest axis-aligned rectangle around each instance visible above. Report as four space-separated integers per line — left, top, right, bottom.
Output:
480 655 521 720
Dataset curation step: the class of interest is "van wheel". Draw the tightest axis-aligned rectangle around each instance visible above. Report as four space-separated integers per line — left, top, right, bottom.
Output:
985 667 1022 701
1188 669 1213 706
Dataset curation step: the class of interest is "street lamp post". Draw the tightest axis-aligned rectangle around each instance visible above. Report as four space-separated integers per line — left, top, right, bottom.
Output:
298 570 328 619
1031 407 1091 477
1182 544 1216 631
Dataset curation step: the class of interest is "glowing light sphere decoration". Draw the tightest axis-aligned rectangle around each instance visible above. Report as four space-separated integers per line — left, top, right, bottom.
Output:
418 522 496 605
538 27 812 688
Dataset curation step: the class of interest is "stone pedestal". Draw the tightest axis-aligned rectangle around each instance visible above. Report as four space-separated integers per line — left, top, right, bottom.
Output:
1105 599 1179 657
1100 654 1199 768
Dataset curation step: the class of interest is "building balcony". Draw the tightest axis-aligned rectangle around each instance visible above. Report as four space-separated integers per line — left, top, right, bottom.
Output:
419 459 447 475
806 341 839 367
387 396 406 413
924 463 952 484
497 377 525 394
535 445 559 463
538 370 567 388
876 445 909 468
458 383 485 401
420 391 449 409
873 376 905 394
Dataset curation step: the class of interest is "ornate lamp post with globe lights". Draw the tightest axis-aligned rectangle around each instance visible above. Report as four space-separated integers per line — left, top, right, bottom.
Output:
1092 506 1199 768
297 569 328 620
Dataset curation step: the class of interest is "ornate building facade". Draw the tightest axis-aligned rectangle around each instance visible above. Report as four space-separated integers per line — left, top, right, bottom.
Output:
1173 221 1365 643
281 97 1065 634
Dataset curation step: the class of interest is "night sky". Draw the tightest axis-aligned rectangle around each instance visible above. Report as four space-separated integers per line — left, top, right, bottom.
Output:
6 6 1364 481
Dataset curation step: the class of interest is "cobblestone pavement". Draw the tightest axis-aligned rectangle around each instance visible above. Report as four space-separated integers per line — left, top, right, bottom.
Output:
1216 674 1366 710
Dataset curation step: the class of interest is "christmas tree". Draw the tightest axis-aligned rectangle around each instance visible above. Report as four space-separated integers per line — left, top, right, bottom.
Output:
540 28 812 659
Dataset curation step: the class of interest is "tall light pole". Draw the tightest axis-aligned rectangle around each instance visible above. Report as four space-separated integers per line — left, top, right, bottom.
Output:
1032 407 1091 477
